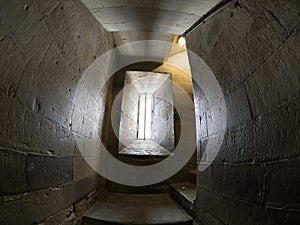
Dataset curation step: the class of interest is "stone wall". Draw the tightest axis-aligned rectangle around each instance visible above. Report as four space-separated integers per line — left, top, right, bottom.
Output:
187 0 300 224
153 74 174 151
154 63 197 177
0 0 114 224
119 73 139 150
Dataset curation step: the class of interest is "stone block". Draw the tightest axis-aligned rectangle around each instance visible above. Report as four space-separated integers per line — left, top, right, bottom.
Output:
0 176 100 225
0 0 51 62
37 206 76 225
0 148 27 195
73 156 96 181
210 95 300 163
265 157 300 209
26 153 73 190
225 84 252 128
42 2 79 65
212 162 265 204
245 25 300 117
196 187 288 225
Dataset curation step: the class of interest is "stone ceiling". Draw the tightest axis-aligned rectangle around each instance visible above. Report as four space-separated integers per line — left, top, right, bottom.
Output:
81 0 221 44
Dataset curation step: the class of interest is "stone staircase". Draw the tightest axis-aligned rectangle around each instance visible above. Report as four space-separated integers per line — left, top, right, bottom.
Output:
169 182 197 218
82 157 198 225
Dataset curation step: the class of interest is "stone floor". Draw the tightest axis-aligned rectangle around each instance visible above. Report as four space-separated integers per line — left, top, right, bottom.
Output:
119 140 171 156
83 192 193 225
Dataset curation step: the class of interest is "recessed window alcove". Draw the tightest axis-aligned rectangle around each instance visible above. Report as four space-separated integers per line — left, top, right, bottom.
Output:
118 71 175 156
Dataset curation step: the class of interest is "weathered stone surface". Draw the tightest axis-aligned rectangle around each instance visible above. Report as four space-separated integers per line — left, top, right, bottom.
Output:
188 1 300 224
241 0 300 35
225 84 252 128
36 189 97 225
245 24 300 117
0 176 100 225
0 92 75 156
37 206 77 225
213 162 265 204
73 156 96 181
0 148 27 195
0 0 52 62
0 0 113 224
188 1 293 95
196 187 290 225
205 95 300 163
74 189 97 220
27 153 73 190
265 157 300 209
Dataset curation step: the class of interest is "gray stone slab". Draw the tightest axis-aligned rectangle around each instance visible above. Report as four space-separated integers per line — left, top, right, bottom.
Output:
264 157 300 209
170 182 197 217
84 192 193 225
0 148 27 195
27 153 73 190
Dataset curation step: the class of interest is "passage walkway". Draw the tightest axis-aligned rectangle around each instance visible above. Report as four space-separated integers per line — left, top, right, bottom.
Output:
83 192 193 225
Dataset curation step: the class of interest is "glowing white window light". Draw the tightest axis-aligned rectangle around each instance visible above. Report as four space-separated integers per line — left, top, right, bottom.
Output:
145 94 152 139
138 93 146 139
138 93 153 140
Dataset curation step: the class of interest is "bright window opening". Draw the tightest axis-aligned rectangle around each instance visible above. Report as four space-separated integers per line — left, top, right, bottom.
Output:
138 93 153 140
118 71 175 156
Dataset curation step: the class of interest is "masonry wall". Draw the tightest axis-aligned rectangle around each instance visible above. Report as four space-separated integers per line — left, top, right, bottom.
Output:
154 63 197 178
153 75 174 151
0 0 114 224
187 0 300 225
119 73 139 150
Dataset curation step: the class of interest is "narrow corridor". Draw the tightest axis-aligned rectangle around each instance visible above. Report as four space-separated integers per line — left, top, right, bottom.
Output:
0 0 299 225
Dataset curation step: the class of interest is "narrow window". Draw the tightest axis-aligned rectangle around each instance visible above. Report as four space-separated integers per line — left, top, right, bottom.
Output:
138 93 152 139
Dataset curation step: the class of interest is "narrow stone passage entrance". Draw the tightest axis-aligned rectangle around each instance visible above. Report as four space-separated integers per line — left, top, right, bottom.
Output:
0 1 299 225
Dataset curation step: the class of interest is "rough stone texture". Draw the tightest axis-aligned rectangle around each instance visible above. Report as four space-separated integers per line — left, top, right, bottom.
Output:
187 0 300 225
26 153 73 191
33 189 99 225
0 0 113 224
0 176 100 225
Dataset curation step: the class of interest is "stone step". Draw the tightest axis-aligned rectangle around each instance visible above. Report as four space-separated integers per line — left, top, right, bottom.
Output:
83 192 193 225
169 182 196 218
105 180 170 194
